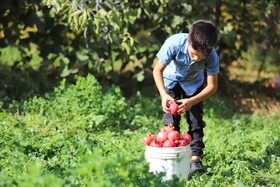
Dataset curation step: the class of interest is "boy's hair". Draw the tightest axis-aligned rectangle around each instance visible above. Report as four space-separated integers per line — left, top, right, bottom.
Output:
188 20 218 57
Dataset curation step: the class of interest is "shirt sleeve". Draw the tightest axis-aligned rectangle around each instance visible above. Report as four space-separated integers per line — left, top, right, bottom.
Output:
206 49 220 75
156 37 176 66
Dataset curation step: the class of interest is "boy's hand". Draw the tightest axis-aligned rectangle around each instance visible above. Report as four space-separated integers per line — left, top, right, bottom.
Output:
161 94 176 113
177 98 195 114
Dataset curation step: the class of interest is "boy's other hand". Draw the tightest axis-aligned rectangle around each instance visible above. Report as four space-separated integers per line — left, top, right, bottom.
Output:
177 98 195 114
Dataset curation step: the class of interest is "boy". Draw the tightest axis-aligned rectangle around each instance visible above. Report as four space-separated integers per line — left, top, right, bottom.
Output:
153 20 219 173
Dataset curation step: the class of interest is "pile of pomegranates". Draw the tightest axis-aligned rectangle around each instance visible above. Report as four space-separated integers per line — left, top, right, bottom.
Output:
143 125 192 148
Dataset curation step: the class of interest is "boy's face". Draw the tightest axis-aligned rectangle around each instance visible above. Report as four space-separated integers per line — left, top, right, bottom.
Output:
187 44 206 62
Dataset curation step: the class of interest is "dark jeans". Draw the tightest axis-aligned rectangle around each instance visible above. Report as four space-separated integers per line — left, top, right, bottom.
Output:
163 83 206 157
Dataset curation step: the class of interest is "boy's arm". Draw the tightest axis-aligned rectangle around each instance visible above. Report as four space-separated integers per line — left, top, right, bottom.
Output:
193 74 218 103
177 74 218 113
153 59 176 113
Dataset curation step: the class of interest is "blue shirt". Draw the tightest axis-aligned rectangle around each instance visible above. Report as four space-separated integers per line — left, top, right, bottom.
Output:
156 33 220 96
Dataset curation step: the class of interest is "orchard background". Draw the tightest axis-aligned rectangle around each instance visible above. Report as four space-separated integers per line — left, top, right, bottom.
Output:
0 1 279 186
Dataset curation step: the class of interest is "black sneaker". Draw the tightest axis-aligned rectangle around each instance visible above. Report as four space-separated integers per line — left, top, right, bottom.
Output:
190 159 205 173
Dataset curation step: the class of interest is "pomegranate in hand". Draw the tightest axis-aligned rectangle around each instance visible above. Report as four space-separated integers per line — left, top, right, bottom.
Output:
169 103 179 115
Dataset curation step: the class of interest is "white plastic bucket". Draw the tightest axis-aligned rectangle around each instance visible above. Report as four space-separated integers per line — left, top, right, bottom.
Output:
145 145 191 181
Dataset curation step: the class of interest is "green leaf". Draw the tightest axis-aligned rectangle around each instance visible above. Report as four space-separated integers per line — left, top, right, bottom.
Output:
121 42 131 54
60 66 71 77
171 16 184 28
30 55 43 71
0 46 22 67
223 23 234 33
133 70 145 82
76 52 89 61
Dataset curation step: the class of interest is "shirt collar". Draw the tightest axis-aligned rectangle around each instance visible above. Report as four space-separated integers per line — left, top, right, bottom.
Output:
180 34 188 54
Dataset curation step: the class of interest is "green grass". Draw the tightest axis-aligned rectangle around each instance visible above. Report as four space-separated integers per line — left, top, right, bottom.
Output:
0 75 279 186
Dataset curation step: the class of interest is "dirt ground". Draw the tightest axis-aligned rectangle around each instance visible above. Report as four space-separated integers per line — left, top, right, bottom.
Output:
220 63 280 116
